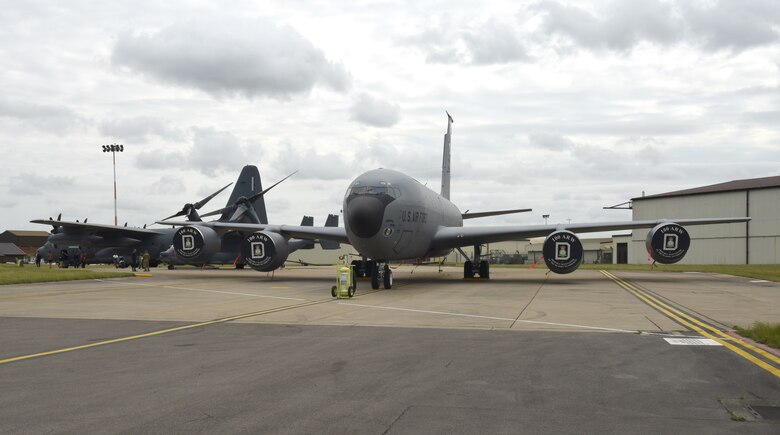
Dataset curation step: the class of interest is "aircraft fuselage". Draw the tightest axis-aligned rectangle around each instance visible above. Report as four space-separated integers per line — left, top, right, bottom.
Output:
343 168 462 260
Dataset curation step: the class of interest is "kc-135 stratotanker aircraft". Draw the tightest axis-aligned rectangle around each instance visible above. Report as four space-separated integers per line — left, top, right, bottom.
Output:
158 113 750 289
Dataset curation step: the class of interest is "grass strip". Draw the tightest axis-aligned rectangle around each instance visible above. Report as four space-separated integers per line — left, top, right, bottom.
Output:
734 322 780 349
0 264 134 285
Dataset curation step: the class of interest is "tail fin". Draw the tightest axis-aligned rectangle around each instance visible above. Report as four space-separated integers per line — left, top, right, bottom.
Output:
300 216 314 249
441 112 453 200
221 165 268 224
320 214 340 250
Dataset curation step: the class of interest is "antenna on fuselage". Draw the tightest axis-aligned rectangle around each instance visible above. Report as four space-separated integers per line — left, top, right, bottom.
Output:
441 111 453 200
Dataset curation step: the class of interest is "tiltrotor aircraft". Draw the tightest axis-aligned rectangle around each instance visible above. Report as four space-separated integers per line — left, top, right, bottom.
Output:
33 166 338 267
158 113 750 289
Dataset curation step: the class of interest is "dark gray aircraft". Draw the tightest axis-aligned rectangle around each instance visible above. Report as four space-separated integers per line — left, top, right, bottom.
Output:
33 166 336 267
158 113 750 289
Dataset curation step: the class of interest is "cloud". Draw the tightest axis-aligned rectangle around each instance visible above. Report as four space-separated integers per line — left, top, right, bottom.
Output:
532 0 780 53
528 133 575 151
111 17 351 99
98 116 182 143
147 175 185 195
134 127 253 176
278 144 355 180
0 98 83 134
9 173 75 195
401 17 529 65
350 93 400 127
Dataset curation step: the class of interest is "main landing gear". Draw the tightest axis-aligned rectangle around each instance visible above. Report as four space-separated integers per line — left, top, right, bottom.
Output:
369 260 392 289
461 244 490 279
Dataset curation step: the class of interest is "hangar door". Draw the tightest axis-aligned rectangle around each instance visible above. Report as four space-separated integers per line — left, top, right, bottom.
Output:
616 243 628 264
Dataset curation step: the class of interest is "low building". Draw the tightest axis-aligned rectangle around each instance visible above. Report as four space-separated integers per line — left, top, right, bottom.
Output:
628 175 780 264
0 243 26 263
0 230 49 259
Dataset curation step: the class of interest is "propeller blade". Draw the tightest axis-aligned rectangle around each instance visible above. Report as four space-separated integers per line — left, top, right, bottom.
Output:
194 182 233 209
57 213 62 221
246 170 298 203
200 207 229 219
161 210 187 221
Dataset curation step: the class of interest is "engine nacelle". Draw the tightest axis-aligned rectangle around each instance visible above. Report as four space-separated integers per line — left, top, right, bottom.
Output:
172 226 221 263
646 222 690 264
543 230 584 274
241 231 290 272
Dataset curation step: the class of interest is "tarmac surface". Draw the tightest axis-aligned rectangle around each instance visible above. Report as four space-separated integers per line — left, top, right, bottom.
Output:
1 265 778 433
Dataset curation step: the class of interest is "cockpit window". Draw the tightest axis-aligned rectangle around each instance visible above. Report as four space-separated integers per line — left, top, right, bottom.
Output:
348 185 400 198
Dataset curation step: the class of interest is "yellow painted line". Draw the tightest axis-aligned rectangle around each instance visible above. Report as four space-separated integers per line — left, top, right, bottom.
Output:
134 273 153 277
602 270 780 365
0 284 384 366
601 270 780 379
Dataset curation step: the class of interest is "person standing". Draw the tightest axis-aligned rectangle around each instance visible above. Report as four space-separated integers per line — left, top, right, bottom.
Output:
46 251 53 268
142 250 151 272
35 253 42 267
80 252 87 268
130 249 138 272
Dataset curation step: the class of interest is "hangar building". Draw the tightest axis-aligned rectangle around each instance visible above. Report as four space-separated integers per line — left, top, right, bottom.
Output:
622 175 780 265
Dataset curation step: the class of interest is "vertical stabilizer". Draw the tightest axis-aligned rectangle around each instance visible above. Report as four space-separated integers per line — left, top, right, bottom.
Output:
222 165 269 224
441 112 453 200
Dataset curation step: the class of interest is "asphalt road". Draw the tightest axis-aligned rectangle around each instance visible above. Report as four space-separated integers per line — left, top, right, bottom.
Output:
0 266 778 434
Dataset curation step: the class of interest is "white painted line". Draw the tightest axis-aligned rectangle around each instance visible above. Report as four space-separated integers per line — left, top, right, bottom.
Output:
338 302 636 333
664 337 722 346
93 279 305 301
750 280 770 283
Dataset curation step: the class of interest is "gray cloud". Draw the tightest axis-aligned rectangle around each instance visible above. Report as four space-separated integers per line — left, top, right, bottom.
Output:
0 98 83 134
147 174 185 195
112 17 351 99
9 173 75 195
528 133 575 151
350 93 401 127
134 127 253 176
99 116 182 143
401 17 529 65
278 144 355 181
533 0 780 53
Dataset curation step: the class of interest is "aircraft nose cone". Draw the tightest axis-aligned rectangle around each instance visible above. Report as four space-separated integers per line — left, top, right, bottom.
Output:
347 195 385 238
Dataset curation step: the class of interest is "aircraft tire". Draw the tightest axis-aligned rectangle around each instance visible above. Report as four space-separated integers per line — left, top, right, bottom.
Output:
351 260 364 277
479 260 490 279
383 265 392 289
236 263 245 270
348 286 355 298
370 263 380 289
167 264 175 270
464 261 474 278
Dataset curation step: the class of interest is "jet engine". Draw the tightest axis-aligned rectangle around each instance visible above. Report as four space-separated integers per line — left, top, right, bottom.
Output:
543 230 584 274
646 222 690 264
241 231 290 272
172 226 221 263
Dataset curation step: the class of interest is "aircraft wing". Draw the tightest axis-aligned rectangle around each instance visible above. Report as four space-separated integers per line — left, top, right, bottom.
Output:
31 219 166 237
157 221 351 245
430 217 750 251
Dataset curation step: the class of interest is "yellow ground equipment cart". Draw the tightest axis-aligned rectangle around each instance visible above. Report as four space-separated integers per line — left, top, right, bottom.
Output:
331 265 356 298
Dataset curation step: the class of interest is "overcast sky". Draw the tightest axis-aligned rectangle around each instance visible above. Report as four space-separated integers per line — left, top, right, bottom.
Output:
2 0 779 233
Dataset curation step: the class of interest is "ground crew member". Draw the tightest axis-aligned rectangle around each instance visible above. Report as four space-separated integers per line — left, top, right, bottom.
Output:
142 250 151 272
46 251 53 268
131 249 138 272
35 253 42 267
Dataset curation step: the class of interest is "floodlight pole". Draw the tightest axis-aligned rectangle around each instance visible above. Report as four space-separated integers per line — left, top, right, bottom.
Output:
102 143 124 226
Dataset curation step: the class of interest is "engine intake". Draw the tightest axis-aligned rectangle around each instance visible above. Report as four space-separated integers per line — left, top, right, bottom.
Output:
242 231 290 272
172 226 221 263
646 222 690 264
543 230 583 274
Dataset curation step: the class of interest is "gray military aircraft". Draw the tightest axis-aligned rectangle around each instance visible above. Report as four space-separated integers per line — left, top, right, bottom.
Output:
33 166 337 268
158 113 750 289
